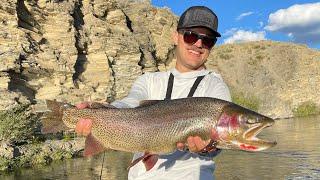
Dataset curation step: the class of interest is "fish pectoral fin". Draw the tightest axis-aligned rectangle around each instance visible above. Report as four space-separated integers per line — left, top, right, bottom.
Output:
127 153 159 171
83 133 106 156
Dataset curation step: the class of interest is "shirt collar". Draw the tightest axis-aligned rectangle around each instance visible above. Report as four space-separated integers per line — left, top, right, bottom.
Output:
170 68 210 79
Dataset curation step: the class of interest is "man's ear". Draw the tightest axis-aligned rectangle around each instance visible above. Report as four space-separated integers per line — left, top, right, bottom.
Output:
172 31 179 45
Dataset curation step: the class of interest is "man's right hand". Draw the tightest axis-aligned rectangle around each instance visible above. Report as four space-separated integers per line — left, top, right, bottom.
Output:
74 102 115 136
75 102 92 136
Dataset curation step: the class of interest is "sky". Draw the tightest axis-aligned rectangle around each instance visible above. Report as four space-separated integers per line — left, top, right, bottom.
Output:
151 0 320 49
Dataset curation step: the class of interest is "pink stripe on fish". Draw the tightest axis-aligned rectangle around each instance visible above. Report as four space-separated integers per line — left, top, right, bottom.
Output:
217 113 239 129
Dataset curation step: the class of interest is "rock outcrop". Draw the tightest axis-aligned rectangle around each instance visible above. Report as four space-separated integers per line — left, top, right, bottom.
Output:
0 0 177 109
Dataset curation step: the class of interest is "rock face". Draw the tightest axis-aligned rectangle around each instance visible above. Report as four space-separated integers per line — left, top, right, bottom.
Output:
0 0 319 119
0 0 177 109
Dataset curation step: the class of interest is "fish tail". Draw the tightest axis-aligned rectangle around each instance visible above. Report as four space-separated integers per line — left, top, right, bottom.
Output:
41 100 73 134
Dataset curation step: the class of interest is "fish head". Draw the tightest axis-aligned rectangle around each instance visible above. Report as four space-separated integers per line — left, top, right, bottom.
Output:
215 104 277 151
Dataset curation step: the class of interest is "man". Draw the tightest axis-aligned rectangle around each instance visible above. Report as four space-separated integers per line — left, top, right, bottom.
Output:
76 6 231 180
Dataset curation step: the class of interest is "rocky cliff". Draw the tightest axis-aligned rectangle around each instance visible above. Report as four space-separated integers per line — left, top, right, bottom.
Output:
1 0 319 119
0 0 176 110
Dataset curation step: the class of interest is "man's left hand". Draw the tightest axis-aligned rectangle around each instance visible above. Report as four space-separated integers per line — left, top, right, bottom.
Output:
176 129 219 153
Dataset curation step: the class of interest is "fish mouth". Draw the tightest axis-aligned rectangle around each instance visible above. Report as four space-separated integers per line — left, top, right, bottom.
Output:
240 118 277 151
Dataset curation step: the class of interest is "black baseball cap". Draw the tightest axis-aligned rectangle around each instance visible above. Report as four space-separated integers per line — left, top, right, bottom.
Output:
177 6 221 37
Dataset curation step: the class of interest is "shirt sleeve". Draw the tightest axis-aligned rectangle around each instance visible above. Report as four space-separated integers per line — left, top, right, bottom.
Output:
204 74 232 102
111 74 149 108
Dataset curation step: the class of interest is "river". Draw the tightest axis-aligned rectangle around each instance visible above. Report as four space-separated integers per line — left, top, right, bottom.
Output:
1 115 319 180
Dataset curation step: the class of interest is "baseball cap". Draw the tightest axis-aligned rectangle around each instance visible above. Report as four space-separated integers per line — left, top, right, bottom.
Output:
177 6 221 37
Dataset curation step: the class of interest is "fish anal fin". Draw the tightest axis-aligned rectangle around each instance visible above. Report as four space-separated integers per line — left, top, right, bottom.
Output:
127 152 159 171
138 100 161 107
83 133 106 156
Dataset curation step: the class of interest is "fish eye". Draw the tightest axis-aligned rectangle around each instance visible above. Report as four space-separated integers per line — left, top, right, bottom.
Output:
239 115 258 125
246 117 257 124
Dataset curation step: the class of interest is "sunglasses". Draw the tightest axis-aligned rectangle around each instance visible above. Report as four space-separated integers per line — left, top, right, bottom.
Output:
179 30 217 49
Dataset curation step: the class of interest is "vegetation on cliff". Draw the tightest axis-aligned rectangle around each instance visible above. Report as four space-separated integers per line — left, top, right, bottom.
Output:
0 104 83 171
293 101 320 117
0 104 39 144
231 90 260 111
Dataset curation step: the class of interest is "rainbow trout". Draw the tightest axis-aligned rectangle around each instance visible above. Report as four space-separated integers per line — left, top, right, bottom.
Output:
41 97 276 157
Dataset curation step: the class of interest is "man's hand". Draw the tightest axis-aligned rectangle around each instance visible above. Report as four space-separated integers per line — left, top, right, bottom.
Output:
74 102 115 136
142 129 220 171
177 129 220 153
177 136 212 152
75 118 92 136
75 102 92 136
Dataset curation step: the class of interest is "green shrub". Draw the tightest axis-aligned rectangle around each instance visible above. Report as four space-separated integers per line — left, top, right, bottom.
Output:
0 156 12 171
51 149 73 160
231 91 260 111
13 144 49 168
0 104 40 144
293 102 320 117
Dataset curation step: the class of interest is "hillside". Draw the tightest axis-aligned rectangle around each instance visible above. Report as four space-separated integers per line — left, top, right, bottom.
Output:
209 41 320 118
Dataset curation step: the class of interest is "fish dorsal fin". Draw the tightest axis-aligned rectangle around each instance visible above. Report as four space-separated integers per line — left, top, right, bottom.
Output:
83 133 106 156
138 100 162 107
89 102 116 109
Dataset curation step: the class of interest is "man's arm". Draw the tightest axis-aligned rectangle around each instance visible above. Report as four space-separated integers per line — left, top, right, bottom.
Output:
205 76 232 102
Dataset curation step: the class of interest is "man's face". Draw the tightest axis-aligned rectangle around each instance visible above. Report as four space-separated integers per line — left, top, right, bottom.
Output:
173 27 216 72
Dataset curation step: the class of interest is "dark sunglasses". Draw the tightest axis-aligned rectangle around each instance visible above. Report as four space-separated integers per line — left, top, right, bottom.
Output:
179 30 217 49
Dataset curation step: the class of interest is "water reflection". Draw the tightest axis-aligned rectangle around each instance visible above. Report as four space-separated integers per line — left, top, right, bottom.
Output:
1 151 132 180
1 116 319 180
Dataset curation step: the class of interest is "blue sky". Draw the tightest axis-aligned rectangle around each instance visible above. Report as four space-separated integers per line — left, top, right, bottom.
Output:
151 0 320 49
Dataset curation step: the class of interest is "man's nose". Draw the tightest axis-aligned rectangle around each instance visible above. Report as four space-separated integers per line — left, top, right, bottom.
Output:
193 39 203 48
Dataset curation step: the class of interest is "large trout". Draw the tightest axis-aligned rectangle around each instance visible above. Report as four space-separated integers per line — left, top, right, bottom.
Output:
41 97 276 158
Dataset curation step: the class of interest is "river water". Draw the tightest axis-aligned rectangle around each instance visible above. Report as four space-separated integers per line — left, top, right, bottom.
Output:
1 115 320 180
